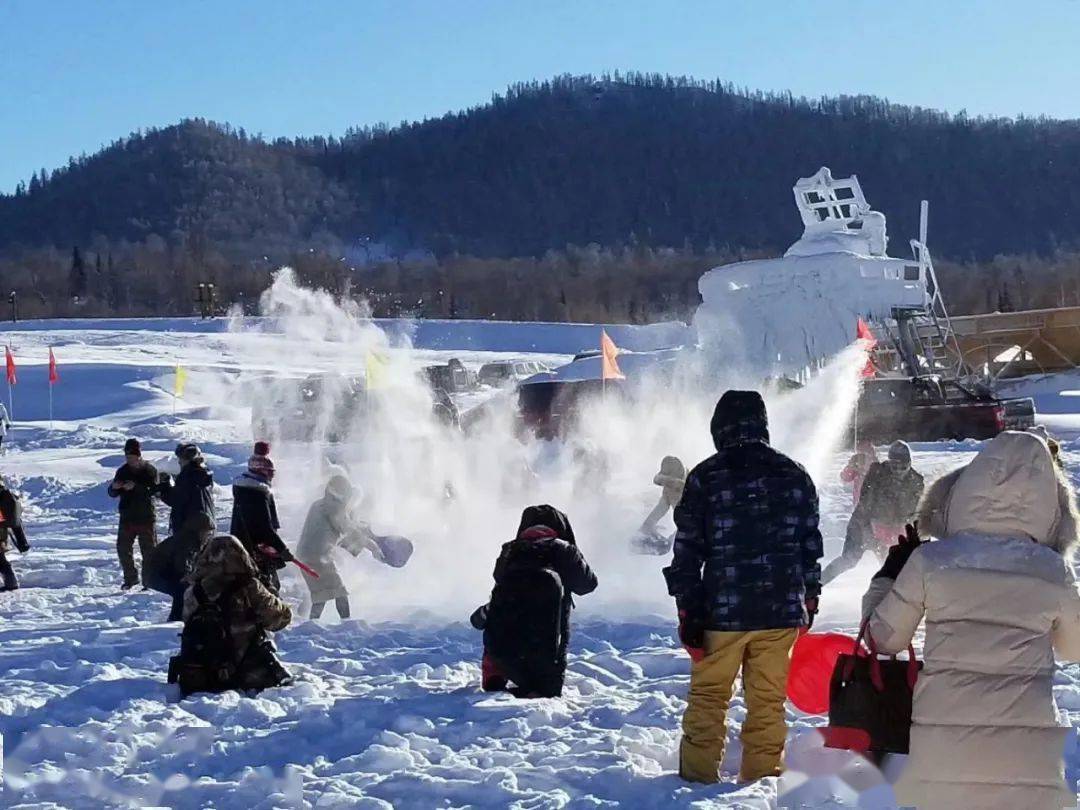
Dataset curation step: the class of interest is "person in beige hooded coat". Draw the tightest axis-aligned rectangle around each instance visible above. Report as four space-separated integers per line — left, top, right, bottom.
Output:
296 474 384 620
863 431 1080 810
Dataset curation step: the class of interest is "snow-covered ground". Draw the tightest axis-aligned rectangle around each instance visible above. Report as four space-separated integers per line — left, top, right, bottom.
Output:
2 293 1079 807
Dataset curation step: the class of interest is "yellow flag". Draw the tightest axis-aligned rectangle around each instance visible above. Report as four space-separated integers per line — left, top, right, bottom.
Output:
601 330 625 381
174 365 188 397
365 350 388 390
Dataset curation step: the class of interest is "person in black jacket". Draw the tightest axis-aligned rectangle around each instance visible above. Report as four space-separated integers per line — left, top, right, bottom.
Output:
0 477 30 591
159 443 215 536
107 438 161 589
230 442 291 593
471 505 598 698
144 511 216 621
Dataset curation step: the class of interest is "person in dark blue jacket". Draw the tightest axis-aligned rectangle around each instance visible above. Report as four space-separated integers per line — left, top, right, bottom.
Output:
663 390 823 784
159 444 215 535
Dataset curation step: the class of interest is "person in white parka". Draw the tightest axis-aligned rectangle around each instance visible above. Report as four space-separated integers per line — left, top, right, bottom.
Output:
297 474 384 620
862 431 1080 810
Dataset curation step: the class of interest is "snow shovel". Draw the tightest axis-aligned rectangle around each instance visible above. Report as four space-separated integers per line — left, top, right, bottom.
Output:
629 528 674 556
371 535 414 568
257 544 319 578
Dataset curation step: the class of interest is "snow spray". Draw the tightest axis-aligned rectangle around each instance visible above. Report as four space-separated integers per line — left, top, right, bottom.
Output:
202 269 865 623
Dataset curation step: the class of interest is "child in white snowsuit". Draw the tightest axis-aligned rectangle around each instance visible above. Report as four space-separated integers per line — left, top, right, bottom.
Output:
296 475 384 619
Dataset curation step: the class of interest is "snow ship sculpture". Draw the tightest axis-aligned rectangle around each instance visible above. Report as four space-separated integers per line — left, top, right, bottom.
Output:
693 167 955 379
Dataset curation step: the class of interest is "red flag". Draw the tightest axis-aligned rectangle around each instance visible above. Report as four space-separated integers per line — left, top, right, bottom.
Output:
600 330 625 381
856 318 877 348
4 346 15 385
48 348 59 384
856 318 877 379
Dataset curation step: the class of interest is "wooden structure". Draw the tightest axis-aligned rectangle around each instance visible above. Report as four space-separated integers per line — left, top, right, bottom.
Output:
932 306 1080 379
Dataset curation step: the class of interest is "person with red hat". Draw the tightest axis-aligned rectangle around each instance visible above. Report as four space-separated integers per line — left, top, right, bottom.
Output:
230 441 291 593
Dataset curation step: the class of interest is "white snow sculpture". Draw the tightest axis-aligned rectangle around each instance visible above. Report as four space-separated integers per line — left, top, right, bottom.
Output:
693 167 928 377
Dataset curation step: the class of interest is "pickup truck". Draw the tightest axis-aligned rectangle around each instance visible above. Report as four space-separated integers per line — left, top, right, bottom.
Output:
855 375 1035 443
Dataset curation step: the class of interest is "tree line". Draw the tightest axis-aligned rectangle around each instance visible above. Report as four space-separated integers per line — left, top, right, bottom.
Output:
3 73 1080 321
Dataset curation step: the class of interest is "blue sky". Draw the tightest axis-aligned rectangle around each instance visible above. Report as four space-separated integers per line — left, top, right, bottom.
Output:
2 0 1079 191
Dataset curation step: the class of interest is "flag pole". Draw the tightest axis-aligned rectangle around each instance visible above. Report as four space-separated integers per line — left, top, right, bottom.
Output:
6 343 13 422
49 379 53 430
601 328 606 400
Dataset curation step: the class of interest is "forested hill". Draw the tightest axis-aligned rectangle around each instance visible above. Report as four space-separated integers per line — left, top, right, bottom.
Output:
3 73 1080 320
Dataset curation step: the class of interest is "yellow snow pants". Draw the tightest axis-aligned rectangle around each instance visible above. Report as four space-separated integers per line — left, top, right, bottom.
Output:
679 628 798 784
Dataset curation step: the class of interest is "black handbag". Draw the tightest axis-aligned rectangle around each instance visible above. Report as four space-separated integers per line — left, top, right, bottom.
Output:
823 620 921 755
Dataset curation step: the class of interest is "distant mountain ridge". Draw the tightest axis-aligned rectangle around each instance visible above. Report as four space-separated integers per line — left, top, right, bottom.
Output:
3 73 1080 321
5 73 1080 261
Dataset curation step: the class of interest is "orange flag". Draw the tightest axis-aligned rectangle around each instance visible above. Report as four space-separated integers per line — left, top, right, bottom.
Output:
600 329 625 381
49 348 59 384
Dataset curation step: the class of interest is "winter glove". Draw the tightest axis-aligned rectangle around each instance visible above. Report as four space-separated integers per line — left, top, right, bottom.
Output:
677 609 706 663
804 596 819 630
469 604 489 630
874 522 924 581
13 527 29 553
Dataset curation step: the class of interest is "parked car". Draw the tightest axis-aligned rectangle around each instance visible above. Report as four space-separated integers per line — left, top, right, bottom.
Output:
854 375 1035 442
518 378 619 438
252 372 366 443
478 360 550 387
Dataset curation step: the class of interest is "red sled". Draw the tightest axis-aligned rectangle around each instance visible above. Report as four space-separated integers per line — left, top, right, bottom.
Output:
787 631 857 715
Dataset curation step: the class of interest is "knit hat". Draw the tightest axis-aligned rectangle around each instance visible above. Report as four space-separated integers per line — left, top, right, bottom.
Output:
248 444 275 479
124 438 142 457
888 440 912 468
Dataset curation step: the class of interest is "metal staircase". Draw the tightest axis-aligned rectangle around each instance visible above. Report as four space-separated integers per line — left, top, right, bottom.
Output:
879 201 974 380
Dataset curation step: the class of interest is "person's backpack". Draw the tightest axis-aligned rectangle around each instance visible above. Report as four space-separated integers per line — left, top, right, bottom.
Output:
484 566 565 667
174 582 240 695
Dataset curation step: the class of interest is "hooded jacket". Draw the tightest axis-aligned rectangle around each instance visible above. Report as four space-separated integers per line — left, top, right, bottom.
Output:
160 459 215 533
864 431 1080 810
480 505 598 661
182 535 292 668
664 391 823 631
296 476 378 603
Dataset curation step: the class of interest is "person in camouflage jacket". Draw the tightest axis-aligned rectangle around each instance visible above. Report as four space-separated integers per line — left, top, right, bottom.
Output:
176 534 292 695
663 390 823 784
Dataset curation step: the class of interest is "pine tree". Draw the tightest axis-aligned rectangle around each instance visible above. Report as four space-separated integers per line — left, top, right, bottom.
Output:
70 246 88 300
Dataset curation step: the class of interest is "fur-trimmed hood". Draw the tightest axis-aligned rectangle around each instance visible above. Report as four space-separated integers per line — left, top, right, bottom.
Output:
917 431 1079 554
